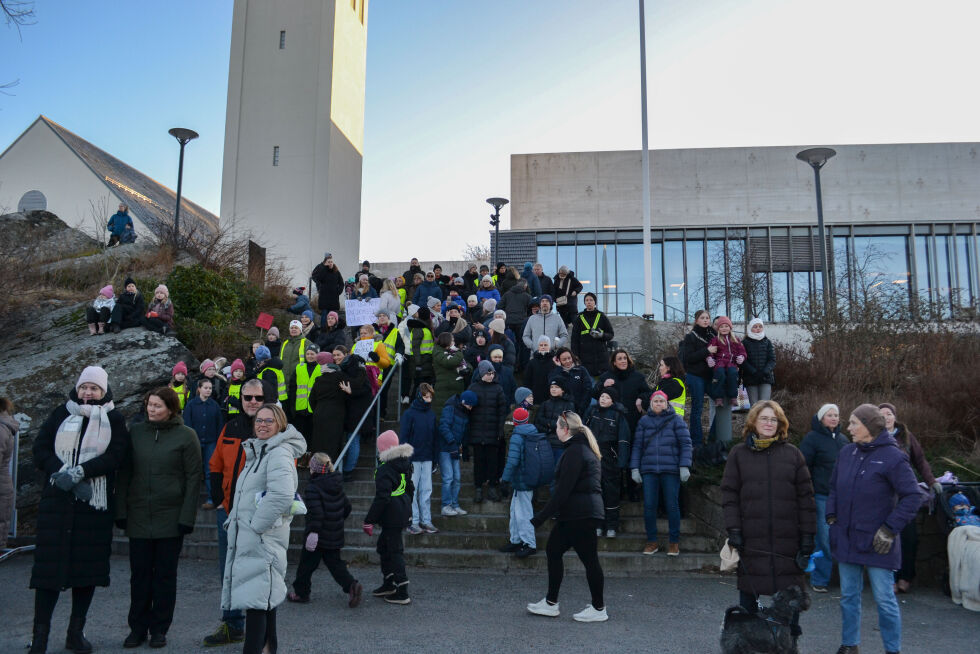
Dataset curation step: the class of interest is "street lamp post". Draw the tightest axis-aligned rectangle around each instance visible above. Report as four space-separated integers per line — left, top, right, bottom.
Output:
796 147 836 308
168 127 199 247
486 197 508 263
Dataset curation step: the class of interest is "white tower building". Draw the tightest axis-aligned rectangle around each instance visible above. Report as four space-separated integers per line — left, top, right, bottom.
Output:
221 0 368 287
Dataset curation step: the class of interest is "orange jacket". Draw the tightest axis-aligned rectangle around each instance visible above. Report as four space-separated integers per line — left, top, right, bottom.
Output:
208 415 251 512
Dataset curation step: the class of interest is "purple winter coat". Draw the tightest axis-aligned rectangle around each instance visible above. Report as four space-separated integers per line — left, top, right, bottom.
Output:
827 430 921 570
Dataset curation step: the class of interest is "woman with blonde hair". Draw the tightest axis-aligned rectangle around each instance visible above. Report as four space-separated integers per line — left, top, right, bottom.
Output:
527 411 607 623
378 278 402 324
720 400 815 646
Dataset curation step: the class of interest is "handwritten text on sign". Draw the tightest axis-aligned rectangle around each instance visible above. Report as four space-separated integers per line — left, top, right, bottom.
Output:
344 298 381 326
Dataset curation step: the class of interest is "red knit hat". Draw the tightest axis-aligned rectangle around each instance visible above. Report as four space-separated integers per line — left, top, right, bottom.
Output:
172 361 188 377
230 359 245 374
513 408 529 424
650 390 669 403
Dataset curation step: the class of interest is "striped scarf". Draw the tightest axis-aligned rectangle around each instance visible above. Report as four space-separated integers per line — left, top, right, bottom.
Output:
54 400 114 510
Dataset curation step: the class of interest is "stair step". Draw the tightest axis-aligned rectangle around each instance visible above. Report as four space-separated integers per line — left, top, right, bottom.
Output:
111 538 719 575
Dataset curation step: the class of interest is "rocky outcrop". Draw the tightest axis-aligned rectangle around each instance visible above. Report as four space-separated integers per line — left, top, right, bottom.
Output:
0 210 99 264
0 299 198 535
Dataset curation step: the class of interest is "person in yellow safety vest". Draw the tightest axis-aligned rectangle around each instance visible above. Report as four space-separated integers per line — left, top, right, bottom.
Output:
355 324 391 379
170 361 191 410
653 356 687 418
278 320 308 400
254 345 288 404
290 344 321 443
403 306 436 402
225 358 246 417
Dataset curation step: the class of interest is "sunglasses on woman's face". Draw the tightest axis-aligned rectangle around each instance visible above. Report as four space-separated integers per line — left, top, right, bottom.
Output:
242 394 264 402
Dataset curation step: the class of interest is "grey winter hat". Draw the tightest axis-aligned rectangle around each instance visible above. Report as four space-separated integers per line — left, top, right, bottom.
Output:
851 403 886 436
515 387 532 405
477 360 495 377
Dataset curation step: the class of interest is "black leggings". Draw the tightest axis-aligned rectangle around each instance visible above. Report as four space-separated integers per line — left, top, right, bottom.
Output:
472 443 499 488
546 519 604 609
34 586 95 625
243 608 277 654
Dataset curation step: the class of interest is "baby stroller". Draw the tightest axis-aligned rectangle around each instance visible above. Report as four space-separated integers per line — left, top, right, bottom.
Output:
934 480 980 600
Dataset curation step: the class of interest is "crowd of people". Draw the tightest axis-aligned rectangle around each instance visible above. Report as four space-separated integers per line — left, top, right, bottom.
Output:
15 254 956 654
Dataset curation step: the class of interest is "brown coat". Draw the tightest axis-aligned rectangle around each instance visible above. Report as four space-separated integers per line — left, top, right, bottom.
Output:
893 423 936 486
721 437 816 596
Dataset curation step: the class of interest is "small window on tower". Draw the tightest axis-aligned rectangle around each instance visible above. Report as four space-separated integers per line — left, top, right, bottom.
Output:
273 146 280 167
279 30 286 49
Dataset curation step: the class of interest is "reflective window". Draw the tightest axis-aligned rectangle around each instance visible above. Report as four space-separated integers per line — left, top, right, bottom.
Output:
595 244 616 314
852 236 910 309
955 235 976 308
652 243 665 320
726 239 745 322
935 235 953 317
556 245 575 277
576 244 597 298
536 246 556 274
664 241 685 321
772 272 790 322
686 240 705 316
831 236 849 303
914 235 932 308
792 272 811 320
706 240 727 317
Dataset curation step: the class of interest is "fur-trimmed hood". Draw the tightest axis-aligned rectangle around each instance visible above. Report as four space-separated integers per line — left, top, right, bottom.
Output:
378 442 414 463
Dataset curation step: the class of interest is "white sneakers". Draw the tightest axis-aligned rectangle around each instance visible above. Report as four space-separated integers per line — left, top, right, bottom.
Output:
573 604 609 622
527 599 608 622
440 506 468 516
526 598 560 617
454 506 468 515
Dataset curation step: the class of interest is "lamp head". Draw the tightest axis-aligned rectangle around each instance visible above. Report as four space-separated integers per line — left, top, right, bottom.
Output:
486 197 509 213
169 127 200 145
796 147 836 169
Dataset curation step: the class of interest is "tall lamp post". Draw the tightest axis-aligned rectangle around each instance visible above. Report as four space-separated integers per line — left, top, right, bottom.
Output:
796 147 836 308
168 127 199 247
487 197 508 263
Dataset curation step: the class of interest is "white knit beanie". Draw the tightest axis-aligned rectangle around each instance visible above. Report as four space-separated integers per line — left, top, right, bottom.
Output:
76 366 108 393
816 403 839 421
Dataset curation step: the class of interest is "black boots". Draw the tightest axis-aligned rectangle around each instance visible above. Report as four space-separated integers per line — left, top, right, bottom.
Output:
28 623 49 654
372 574 396 597
65 617 93 653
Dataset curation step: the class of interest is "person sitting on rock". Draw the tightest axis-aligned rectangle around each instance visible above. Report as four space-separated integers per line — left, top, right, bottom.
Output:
142 285 175 336
86 284 115 336
107 203 136 247
110 277 145 332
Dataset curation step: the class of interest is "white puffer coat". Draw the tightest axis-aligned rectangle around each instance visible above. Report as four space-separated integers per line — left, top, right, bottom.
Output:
221 425 305 611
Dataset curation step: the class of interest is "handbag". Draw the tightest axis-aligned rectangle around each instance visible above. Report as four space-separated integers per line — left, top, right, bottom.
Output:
555 296 568 307
720 539 740 572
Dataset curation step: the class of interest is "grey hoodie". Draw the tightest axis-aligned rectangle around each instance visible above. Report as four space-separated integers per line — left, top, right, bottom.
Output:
522 307 569 349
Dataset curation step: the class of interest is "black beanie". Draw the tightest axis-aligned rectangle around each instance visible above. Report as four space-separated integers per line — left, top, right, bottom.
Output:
124 276 136 288
599 386 620 404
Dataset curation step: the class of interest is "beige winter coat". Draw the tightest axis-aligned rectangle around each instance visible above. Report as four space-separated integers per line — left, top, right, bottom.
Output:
221 426 305 611
0 412 17 548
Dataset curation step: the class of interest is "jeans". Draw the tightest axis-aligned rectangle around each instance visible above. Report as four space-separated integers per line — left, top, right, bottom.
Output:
439 452 461 508
685 374 707 447
710 366 739 400
509 490 536 548
839 562 901 651
201 441 217 498
342 432 360 474
216 508 244 630
411 461 433 526
642 472 681 543
811 494 833 587
745 383 772 406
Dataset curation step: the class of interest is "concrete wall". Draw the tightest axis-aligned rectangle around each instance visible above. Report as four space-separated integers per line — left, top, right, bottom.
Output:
221 0 366 286
0 119 145 238
511 143 980 230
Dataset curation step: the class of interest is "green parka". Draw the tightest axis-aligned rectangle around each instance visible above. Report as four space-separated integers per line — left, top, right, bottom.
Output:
116 415 201 538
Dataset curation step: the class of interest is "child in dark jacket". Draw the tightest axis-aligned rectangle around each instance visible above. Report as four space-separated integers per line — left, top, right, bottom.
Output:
438 391 478 516
584 387 632 537
399 384 439 535
500 408 551 558
288 453 362 606
706 316 746 407
183 378 225 508
535 378 576 462
364 430 415 605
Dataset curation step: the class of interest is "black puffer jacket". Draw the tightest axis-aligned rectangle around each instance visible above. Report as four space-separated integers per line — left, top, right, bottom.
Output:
798 414 848 496
364 444 415 529
681 325 716 380
534 396 576 448
341 356 373 434
115 291 145 329
465 379 507 445
303 471 351 550
311 263 345 313
30 389 130 590
316 320 351 353
595 366 652 431
531 432 603 525
498 284 531 329
548 365 593 415
524 351 557 408
570 309 614 376
741 336 776 386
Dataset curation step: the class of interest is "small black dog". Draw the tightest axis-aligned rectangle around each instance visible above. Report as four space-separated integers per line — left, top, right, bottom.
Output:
719 585 811 654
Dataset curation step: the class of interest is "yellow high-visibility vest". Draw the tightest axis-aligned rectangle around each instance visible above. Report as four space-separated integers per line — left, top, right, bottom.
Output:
670 378 687 418
294 363 321 412
227 382 241 415
404 328 434 356
172 383 189 410
262 367 288 401
579 312 602 334
278 338 307 367
374 464 407 497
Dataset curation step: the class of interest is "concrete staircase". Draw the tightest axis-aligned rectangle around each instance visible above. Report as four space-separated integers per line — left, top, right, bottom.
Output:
112 423 723 576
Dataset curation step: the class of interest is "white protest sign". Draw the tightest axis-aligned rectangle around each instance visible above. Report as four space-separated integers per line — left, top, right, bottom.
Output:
344 298 381 327
353 338 375 361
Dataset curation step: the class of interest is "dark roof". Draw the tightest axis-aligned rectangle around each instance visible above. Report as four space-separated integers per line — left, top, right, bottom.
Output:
38 116 217 236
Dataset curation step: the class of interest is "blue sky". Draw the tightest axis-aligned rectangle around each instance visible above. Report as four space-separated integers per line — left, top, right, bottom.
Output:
2 0 978 261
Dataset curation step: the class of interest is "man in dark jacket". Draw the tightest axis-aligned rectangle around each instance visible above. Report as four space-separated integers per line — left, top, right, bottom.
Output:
466 361 508 503
364 431 415 605
498 279 532 333
360 260 384 294
311 253 345 323
412 272 444 306
571 292 614 376
106 203 135 246
402 258 424 286
533 262 554 298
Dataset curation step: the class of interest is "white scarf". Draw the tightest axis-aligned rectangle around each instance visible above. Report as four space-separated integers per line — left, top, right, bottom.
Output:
54 400 114 510
746 318 766 341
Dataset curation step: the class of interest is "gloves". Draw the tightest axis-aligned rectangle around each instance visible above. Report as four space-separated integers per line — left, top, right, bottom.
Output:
368 351 380 363
735 355 745 365
826 514 836 525
394 353 405 365
872 525 895 554
727 529 743 553
932 481 944 495
305 532 319 552
799 533 815 556
51 471 76 492
679 467 690 483
67 465 86 483
706 356 716 368
590 329 603 339
178 524 194 536
362 523 374 536
500 480 513 498
72 481 93 502
631 469 642 485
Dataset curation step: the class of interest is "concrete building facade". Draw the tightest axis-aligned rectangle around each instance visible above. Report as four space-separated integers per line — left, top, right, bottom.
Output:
221 0 368 286
500 144 980 323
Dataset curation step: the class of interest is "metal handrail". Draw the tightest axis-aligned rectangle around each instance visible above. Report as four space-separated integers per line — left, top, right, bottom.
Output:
591 290 683 318
334 358 402 470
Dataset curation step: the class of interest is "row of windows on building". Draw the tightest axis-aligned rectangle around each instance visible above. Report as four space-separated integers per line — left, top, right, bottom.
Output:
532 223 980 323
